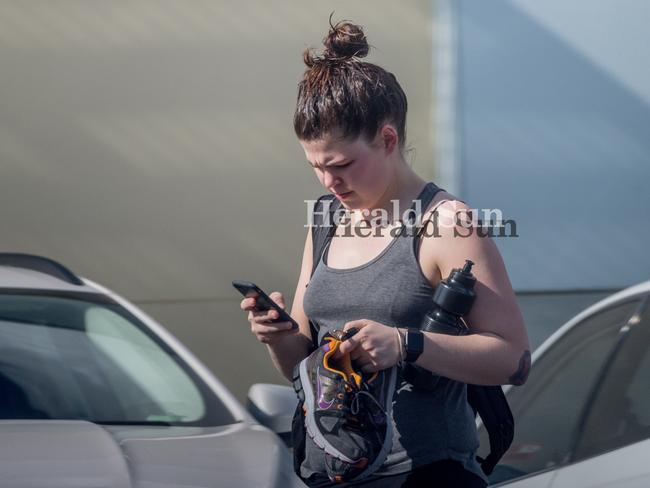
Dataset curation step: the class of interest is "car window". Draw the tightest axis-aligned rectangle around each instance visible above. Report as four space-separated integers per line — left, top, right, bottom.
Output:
574 297 650 460
480 299 640 484
0 293 235 426
85 306 205 422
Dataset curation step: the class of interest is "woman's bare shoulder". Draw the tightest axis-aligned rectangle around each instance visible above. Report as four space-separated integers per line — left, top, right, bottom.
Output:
421 190 468 220
417 190 472 287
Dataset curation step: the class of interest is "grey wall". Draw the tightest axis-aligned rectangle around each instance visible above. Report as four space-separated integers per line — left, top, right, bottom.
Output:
0 1 435 400
455 0 650 291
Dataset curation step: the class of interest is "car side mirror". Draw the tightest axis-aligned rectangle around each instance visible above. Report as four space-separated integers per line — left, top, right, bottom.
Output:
246 383 298 436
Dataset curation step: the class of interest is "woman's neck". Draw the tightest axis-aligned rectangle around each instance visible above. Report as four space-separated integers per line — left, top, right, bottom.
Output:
352 166 427 225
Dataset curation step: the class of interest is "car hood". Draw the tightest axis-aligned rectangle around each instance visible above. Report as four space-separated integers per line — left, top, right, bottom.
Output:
0 420 303 488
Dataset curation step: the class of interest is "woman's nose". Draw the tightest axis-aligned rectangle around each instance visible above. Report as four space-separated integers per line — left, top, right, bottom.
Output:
322 170 342 189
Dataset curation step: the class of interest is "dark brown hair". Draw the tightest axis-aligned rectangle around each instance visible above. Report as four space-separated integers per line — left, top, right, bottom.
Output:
293 16 408 150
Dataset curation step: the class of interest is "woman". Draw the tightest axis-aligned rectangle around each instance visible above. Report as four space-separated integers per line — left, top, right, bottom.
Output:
240 18 530 487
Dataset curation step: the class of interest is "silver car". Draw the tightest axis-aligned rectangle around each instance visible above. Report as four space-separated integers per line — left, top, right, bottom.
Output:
0 253 304 488
480 281 650 487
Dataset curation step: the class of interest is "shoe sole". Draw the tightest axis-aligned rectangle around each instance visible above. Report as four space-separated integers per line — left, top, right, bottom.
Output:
299 358 397 481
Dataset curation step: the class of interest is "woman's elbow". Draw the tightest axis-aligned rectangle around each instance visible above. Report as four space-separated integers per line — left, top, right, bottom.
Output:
506 347 531 386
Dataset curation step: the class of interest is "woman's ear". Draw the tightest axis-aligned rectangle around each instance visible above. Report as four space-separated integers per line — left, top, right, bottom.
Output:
378 124 399 154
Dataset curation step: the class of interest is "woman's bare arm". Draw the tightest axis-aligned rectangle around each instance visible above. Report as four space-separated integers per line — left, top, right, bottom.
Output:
413 200 531 385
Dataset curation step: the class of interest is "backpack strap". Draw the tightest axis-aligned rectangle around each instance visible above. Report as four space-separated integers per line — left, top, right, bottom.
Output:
307 194 342 348
468 385 515 475
310 194 341 276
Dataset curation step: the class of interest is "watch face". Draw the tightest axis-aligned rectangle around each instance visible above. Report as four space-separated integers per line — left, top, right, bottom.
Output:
406 329 424 362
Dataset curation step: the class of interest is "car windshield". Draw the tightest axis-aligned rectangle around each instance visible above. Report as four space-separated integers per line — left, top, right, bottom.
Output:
0 291 236 427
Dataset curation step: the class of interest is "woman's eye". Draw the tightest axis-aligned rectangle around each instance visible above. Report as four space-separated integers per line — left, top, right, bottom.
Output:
336 160 354 168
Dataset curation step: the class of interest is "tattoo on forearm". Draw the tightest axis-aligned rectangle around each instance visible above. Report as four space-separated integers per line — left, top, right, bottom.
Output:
509 350 531 385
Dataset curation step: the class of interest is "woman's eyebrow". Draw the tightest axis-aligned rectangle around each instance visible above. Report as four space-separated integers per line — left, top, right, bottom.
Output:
307 158 349 168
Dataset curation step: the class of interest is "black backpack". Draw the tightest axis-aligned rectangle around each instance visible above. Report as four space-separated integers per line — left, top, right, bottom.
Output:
292 194 514 480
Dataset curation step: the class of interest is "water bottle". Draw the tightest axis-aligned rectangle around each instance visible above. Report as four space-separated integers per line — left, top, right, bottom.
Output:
404 259 477 390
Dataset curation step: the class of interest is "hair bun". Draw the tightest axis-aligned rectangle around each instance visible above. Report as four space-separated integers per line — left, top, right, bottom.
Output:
323 18 369 61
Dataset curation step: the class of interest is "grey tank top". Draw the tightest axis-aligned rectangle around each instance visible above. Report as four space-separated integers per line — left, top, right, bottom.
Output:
301 182 488 483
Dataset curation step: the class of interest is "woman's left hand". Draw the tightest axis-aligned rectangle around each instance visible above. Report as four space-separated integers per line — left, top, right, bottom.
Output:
338 319 401 372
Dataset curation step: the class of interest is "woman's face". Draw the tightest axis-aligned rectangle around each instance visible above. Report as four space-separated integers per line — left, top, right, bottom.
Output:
299 129 396 209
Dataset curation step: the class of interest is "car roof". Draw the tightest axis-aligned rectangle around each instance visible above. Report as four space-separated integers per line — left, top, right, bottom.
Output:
0 254 98 294
0 266 97 293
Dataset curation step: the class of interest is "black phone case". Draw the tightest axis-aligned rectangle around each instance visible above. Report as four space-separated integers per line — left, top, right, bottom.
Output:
232 280 299 330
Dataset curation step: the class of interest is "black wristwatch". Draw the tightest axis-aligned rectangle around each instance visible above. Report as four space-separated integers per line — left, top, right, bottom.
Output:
404 328 424 363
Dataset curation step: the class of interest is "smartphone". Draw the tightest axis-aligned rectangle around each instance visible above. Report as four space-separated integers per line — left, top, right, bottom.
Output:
232 280 299 331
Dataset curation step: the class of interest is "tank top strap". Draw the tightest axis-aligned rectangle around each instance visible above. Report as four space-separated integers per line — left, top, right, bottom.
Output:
405 182 444 225
401 182 446 260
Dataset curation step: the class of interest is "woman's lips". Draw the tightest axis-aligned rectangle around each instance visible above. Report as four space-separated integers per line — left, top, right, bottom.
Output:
334 191 353 199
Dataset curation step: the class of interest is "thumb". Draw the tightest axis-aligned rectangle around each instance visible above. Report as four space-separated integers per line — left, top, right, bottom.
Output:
269 291 285 309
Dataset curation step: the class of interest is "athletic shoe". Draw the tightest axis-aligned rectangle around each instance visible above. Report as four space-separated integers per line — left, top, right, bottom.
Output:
325 364 397 483
294 331 396 483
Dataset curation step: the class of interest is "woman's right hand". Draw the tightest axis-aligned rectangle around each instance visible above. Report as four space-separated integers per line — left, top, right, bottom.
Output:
240 291 295 344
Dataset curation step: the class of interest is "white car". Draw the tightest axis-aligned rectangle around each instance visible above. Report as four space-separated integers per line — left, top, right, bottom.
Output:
480 281 650 487
0 253 304 488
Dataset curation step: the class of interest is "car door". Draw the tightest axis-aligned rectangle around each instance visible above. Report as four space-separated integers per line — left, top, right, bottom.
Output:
549 294 650 488
484 297 643 487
